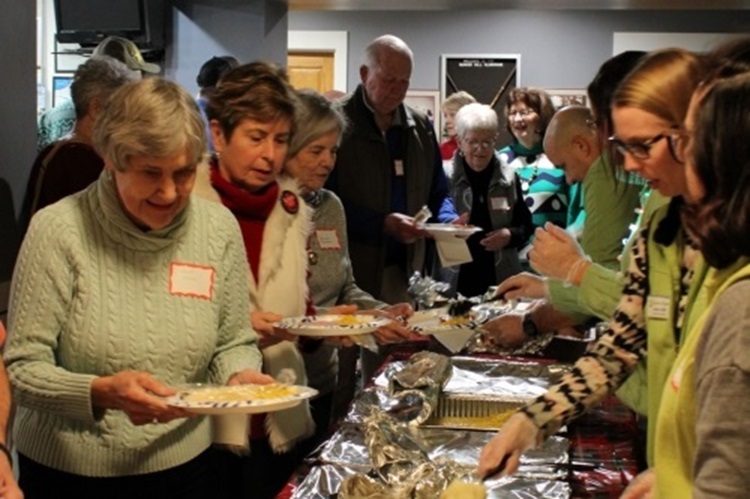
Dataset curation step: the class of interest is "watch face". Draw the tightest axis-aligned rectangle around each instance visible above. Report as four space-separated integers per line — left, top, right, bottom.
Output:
523 315 539 338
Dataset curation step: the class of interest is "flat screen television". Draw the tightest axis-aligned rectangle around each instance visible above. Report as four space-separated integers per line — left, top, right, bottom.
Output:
54 0 165 50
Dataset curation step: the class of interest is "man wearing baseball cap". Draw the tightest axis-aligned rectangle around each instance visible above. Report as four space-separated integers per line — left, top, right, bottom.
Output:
92 36 161 74
37 36 159 151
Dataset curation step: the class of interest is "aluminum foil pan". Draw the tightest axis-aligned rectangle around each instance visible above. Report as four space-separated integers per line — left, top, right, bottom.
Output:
423 393 524 431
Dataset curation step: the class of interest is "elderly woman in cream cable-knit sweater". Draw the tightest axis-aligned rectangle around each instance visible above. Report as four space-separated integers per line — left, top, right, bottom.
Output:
5 78 270 499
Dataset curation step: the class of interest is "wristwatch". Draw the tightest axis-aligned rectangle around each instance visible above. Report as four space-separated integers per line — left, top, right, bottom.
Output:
522 313 541 338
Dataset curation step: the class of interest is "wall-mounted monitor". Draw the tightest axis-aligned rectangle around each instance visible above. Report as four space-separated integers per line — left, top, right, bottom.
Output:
54 0 165 51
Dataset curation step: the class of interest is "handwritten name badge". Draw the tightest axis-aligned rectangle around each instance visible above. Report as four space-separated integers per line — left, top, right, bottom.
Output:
645 295 670 320
315 229 341 250
169 263 215 300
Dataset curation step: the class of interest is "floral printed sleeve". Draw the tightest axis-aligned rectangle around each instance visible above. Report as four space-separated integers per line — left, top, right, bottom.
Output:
520 224 651 438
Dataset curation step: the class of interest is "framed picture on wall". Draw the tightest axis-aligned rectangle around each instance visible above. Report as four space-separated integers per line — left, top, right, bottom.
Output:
52 75 74 107
545 88 589 109
54 40 86 73
441 54 520 145
404 89 441 137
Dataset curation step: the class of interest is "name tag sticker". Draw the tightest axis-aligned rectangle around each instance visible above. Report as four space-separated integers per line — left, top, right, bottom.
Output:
169 263 215 300
490 196 510 211
394 160 404 177
315 229 341 250
646 295 670 320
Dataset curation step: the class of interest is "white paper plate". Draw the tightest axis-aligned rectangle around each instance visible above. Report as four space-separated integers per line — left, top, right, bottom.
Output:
165 383 318 415
408 308 484 334
423 224 482 237
274 314 391 337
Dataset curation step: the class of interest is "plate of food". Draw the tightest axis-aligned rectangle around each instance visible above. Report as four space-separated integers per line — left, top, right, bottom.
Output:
165 383 318 415
422 224 482 237
407 309 483 333
274 314 391 337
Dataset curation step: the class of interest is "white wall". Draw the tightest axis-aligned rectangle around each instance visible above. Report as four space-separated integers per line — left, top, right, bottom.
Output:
289 10 750 93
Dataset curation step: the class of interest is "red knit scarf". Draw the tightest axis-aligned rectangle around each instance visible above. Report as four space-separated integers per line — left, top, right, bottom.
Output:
210 163 279 284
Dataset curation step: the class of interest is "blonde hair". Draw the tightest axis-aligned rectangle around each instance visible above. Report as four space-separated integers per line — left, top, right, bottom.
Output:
93 78 206 171
612 48 708 128
442 91 476 113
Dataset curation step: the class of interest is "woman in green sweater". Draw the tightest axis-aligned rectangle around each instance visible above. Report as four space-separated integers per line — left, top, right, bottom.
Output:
5 78 269 499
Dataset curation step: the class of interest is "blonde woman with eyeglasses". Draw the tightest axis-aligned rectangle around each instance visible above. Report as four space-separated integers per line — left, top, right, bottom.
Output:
478 47 713 480
449 102 533 297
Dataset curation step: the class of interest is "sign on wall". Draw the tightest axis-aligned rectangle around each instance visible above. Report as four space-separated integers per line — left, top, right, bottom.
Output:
440 54 520 145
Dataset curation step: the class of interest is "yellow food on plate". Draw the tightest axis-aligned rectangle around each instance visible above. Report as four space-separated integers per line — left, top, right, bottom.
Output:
439 315 471 327
338 314 365 326
181 383 299 403
440 479 486 499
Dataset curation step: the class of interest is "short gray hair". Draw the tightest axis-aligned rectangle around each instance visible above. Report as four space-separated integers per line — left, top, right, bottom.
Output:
455 103 499 138
93 78 206 171
70 55 140 119
363 34 413 70
287 89 347 160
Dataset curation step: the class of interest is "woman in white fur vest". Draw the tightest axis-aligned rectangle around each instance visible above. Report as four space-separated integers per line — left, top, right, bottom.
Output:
192 61 315 499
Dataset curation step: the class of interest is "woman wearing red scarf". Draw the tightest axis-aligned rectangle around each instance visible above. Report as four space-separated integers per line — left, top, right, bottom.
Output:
192 61 315 499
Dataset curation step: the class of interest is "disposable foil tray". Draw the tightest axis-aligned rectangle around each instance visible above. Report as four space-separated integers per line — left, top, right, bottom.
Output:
424 393 527 431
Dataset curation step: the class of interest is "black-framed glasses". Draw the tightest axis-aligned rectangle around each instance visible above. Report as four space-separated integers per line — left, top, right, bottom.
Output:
608 131 684 163
668 129 693 164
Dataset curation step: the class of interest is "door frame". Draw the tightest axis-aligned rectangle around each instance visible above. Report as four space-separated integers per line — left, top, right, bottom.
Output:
288 31 348 92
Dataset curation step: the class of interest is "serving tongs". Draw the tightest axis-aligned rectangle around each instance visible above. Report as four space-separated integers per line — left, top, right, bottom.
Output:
447 290 507 317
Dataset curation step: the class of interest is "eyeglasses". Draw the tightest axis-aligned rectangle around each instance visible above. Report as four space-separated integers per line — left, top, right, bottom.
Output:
463 138 495 150
669 129 693 164
508 109 535 118
608 131 684 163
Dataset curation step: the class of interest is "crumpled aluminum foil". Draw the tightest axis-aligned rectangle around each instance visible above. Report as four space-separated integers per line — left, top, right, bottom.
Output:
408 271 451 309
339 412 481 499
291 356 573 498
293 421 571 499
376 356 564 401
384 351 452 425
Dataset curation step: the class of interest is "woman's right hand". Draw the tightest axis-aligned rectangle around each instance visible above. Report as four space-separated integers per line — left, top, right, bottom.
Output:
477 412 540 477
251 310 296 349
91 371 191 425
620 469 655 499
496 272 547 300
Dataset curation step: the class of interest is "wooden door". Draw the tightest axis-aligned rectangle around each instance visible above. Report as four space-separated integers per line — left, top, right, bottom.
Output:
287 51 334 93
